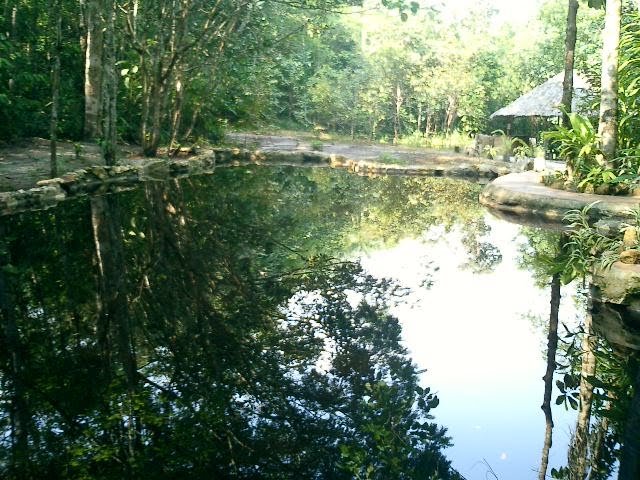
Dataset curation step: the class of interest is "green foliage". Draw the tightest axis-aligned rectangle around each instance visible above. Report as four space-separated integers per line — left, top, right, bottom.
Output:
512 138 534 159
544 111 603 175
619 10 640 151
0 0 612 153
483 144 498 159
310 139 324 151
0 167 503 478
558 203 621 283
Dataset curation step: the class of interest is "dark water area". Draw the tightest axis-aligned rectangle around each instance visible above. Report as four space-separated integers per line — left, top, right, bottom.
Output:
0 166 638 479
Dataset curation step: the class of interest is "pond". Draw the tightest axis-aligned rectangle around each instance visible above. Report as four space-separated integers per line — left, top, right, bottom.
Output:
0 166 637 479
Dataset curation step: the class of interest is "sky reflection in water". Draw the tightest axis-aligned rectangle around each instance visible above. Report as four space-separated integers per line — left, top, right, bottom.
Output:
360 217 579 480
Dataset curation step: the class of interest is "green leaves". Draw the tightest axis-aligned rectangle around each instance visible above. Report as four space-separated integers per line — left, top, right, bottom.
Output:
587 0 605 8
543 110 603 177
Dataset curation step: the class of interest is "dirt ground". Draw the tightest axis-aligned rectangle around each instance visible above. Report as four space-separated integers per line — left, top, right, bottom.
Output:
0 138 148 192
0 133 493 193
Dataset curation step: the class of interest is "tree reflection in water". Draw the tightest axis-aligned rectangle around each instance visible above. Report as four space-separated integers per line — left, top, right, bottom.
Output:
0 167 475 479
518 228 640 480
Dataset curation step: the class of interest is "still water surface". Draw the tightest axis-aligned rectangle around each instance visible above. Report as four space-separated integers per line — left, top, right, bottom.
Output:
0 166 634 479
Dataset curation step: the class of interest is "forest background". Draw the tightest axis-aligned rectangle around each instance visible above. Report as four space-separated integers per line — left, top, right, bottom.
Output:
0 0 616 157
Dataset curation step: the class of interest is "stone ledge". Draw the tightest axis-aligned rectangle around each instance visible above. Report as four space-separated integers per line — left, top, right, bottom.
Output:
480 171 640 228
0 148 516 217
592 262 640 351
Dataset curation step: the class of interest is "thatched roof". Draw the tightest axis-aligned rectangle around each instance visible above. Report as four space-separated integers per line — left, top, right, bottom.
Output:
490 72 591 119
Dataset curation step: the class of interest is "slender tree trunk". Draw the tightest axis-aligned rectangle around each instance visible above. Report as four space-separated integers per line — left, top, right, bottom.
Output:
425 112 431 136
445 96 457 134
393 83 403 145
561 0 579 126
539 273 561 480
568 309 597 480
182 102 201 141
417 102 422 134
169 71 184 154
7 5 17 92
101 0 117 165
84 0 103 139
598 0 622 161
49 0 61 178
142 66 164 157
588 416 610 479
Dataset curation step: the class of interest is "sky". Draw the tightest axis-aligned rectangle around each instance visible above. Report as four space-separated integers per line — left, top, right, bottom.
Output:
436 0 542 26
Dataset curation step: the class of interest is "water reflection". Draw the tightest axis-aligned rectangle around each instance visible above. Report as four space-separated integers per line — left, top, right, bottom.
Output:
0 166 638 479
0 167 482 479
508 219 640 479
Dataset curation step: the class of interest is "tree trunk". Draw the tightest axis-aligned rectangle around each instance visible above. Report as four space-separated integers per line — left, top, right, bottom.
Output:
182 102 201 141
417 102 422 134
598 0 622 161
393 83 403 145
538 273 561 480
142 67 164 157
561 0 579 126
49 0 61 178
101 0 117 165
588 416 610 479
169 71 184 155
445 96 457 133
84 0 103 140
568 309 597 480
91 195 139 468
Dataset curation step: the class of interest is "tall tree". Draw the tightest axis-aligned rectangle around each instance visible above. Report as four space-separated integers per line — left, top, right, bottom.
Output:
561 0 579 126
597 0 622 160
49 0 62 177
83 0 103 139
101 0 117 165
122 0 252 156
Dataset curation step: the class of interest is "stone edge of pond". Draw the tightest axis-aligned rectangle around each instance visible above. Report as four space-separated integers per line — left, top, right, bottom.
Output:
479 171 640 228
592 261 640 351
0 147 512 217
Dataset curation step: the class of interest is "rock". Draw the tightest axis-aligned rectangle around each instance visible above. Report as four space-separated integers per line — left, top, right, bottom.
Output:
514 158 533 172
592 301 640 351
613 183 630 195
90 166 108 180
623 227 638 248
595 184 611 195
593 262 640 303
620 250 640 264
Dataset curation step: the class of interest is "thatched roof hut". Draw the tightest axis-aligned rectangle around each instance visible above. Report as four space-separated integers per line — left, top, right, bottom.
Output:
490 72 591 119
